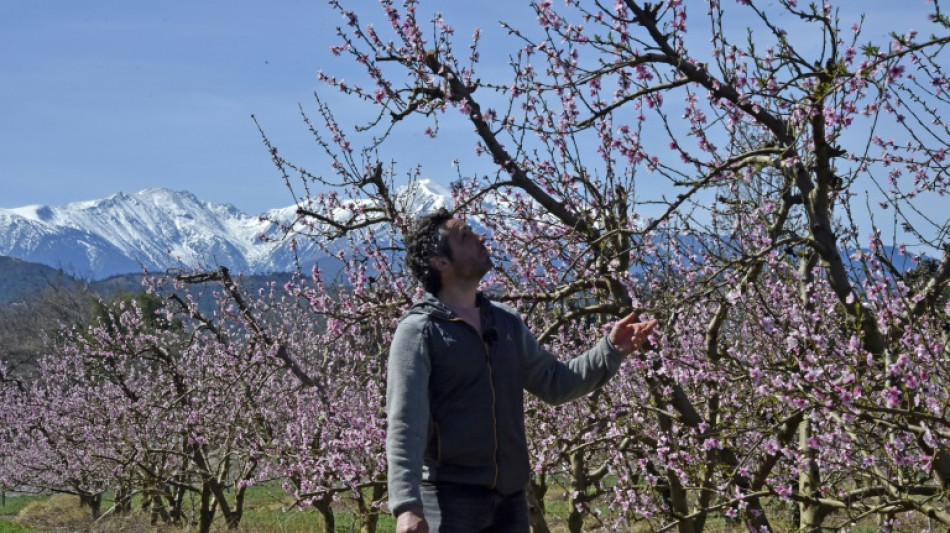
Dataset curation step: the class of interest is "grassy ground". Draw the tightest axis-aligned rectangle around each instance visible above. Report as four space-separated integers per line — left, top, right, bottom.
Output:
0 488 599 532
0 494 44 533
0 487 936 532
0 488 395 533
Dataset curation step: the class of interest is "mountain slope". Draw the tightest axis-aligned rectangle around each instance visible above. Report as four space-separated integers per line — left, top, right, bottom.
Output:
0 183 450 279
0 256 81 306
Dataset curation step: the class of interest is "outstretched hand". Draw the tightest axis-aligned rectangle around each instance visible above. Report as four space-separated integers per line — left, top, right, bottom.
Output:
608 312 658 355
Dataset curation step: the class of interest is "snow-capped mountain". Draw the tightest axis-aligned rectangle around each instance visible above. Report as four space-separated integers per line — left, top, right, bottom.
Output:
0 182 451 279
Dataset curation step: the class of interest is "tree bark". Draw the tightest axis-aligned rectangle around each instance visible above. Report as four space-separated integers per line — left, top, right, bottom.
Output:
78 491 102 520
528 475 551 533
797 420 826 532
356 483 385 533
567 450 587 533
314 492 336 533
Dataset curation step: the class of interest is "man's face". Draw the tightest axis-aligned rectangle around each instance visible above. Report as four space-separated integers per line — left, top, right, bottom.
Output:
438 218 493 282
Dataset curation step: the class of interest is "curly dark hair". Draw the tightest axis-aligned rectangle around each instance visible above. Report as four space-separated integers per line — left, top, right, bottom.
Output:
404 207 454 295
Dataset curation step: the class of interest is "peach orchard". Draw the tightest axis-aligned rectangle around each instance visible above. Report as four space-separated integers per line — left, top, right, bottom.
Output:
2 1 949 532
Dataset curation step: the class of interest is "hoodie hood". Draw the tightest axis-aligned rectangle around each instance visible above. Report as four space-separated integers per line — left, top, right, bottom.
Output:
404 292 494 321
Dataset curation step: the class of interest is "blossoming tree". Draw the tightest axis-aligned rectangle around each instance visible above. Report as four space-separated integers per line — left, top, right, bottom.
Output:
2 1 948 532
264 0 950 531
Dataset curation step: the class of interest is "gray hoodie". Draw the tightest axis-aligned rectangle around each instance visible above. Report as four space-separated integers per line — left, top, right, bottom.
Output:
386 292 625 517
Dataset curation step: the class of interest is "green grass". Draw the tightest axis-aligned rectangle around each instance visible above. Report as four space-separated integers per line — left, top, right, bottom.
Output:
0 496 34 532
0 494 40 533
0 485 936 533
0 495 45 518
1 487 397 533
0 521 33 533
238 508 396 533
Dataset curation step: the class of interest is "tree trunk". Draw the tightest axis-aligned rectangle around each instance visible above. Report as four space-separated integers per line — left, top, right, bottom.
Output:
198 481 215 533
314 493 336 533
356 483 385 533
798 419 825 532
567 450 587 533
78 491 102 519
528 475 552 533
171 479 186 522
144 487 171 525
647 384 697 533
229 483 247 530
114 485 132 515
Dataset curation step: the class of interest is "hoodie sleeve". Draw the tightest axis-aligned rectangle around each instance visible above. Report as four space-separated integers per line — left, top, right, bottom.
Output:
521 318 625 405
386 314 431 517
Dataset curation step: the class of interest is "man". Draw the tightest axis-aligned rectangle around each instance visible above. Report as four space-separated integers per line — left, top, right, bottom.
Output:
387 208 657 532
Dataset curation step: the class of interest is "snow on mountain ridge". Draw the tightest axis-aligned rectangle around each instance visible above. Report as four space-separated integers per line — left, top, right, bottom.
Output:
0 184 451 279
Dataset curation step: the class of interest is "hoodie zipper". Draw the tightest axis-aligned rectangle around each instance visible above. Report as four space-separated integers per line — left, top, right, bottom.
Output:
447 316 501 490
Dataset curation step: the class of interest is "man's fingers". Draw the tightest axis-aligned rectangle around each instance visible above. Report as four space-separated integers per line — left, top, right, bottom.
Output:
623 317 656 333
609 314 658 354
628 319 657 342
617 311 640 326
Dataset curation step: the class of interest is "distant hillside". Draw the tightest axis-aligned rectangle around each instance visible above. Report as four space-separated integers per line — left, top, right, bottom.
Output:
0 255 307 310
0 260 304 376
89 271 299 313
0 256 82 306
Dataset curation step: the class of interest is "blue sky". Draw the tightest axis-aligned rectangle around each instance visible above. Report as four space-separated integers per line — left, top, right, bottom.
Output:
0 1 938 218
0 0 532 214
1 0 340 213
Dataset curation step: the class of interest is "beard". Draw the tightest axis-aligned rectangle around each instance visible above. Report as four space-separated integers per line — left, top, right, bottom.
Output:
454 253 493 283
